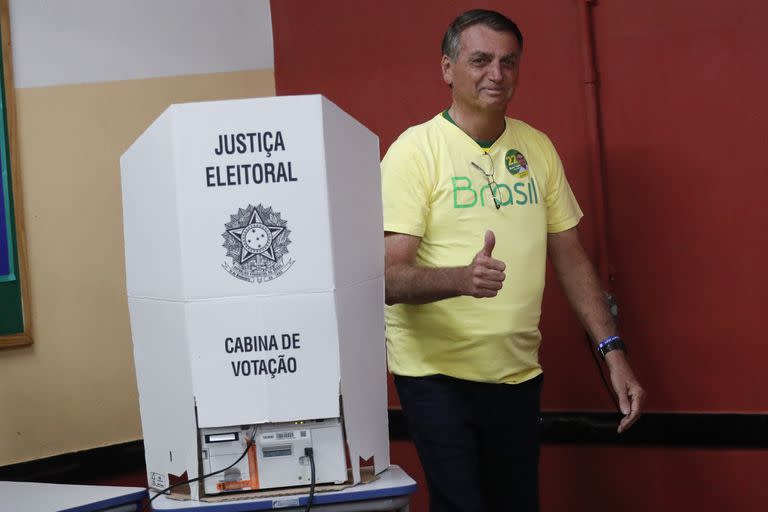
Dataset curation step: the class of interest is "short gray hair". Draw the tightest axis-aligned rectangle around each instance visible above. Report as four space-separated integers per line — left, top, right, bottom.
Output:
441 9 523 60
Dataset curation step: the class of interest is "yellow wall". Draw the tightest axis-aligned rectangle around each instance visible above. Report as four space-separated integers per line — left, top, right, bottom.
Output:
0 69 275 465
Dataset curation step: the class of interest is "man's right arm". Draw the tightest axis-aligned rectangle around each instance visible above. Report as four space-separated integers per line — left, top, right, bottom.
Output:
384 230 506 305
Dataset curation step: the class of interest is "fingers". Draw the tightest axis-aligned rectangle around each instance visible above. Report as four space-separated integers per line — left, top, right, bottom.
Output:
468 279 504 297
472 255 506 272
469 266 506 297
470 264 505 285
617 382 645 433
617 404 641 433
481 230 496 257
617 385 631 417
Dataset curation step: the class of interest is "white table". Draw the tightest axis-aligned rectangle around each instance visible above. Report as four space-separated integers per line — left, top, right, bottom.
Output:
0 481 147 512
149 465 416 511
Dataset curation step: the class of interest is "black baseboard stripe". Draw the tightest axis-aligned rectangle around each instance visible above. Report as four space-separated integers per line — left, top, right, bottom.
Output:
3 411 767 484
0 440 146 484
391 410 768 448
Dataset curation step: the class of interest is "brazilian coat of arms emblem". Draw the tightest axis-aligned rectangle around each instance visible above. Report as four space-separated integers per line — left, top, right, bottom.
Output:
222 204 294 283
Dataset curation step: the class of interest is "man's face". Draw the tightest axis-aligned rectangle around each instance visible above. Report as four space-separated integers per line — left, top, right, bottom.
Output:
442 24 522 113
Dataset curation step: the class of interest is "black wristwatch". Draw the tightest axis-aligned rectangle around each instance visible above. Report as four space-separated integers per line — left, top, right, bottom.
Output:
597 337 626 359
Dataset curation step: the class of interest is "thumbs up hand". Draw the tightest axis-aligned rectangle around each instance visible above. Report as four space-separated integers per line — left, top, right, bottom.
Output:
465 230 506 298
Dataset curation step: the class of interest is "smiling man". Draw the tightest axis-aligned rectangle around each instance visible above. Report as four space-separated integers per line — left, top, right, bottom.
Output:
381 9 644 512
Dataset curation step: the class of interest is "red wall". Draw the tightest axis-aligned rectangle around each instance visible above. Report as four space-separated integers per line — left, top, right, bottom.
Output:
272 0 768 508
591 0 768 413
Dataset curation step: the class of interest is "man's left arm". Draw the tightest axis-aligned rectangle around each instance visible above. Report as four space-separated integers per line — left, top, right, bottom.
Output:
547 226 645 433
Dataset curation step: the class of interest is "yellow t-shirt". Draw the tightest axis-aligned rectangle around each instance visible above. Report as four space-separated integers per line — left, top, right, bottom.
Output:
381 113 583 384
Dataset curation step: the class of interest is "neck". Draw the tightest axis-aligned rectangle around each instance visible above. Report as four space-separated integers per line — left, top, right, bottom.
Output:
448 103 506 142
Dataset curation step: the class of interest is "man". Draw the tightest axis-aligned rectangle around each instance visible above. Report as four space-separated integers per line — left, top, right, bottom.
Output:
381 9 644 512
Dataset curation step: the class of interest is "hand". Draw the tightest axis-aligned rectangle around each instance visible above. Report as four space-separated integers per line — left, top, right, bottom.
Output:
464 230 506 298
605 351 645 433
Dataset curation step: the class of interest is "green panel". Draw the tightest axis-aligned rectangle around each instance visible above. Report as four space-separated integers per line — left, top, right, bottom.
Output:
0 159 22 334
0 218 23 334
0 18 23 336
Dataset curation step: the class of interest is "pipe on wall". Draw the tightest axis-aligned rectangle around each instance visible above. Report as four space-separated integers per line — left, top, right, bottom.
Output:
576 0 613 288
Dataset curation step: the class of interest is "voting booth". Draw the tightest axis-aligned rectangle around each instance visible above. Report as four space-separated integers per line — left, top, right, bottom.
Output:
120 95 389 499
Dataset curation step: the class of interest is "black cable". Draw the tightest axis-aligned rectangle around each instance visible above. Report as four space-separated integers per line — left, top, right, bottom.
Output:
142 440 252 512
303 447 316 512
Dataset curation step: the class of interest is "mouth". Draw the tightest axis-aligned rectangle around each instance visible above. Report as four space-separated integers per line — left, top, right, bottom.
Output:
481 88 507 96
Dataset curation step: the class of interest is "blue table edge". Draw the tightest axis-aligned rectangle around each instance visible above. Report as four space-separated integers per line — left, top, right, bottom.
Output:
151 478 417 511
59 488 148 512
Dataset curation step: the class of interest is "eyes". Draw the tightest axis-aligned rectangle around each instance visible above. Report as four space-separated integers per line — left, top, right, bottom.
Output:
500 56 519 68
468 54 518 69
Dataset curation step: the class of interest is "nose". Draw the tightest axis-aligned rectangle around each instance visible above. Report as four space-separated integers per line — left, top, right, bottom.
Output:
487 60 502 82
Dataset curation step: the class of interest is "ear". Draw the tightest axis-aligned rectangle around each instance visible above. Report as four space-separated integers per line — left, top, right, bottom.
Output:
441 55 453 86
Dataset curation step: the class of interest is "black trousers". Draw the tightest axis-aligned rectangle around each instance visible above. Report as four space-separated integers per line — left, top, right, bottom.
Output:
394 373 543 512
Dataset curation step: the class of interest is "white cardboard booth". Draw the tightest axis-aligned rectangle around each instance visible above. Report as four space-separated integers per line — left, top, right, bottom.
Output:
120 95 388 499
